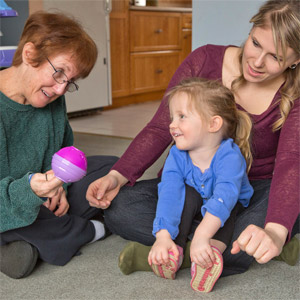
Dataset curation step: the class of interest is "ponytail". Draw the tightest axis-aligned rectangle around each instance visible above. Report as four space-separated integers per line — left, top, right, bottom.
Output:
235 110 253 172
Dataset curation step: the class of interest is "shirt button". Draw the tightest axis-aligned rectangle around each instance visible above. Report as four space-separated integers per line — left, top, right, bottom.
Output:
201 184 205 189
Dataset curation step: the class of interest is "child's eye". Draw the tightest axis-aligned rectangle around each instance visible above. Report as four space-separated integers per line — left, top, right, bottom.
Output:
179 114 185 119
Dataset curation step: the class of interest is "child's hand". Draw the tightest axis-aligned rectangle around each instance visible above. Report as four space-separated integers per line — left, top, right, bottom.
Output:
190 236 215 269
148 230 178 266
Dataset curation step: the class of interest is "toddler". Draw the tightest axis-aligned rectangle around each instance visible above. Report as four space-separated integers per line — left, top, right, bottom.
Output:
148 78 254 292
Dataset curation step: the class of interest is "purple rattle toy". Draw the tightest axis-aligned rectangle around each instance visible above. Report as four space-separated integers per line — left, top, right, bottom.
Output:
51 146 87 183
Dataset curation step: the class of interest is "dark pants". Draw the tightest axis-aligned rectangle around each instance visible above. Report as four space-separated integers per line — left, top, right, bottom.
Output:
0 156 118 266
175 184 244 251
105 177 300 276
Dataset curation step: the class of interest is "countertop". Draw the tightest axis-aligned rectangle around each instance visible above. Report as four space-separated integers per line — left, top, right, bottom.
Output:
129 5 192 13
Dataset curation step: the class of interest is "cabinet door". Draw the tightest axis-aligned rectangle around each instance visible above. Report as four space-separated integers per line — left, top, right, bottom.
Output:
130 11 181 52
181 28 192 62
110 0 130 98
43 0 112 112
130 51 180 93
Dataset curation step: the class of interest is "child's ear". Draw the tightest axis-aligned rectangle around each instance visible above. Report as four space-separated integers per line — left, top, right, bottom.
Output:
208 115 223 133
22 42 37 65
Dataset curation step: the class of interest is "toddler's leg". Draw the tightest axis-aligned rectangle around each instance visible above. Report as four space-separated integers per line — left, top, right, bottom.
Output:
150 184 202 279
119 241 192 275
118 183 200 276
151 245 184 280
190 203 241 292
190 246 223 293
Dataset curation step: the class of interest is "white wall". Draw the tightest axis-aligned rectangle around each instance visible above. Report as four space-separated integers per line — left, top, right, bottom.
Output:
192 0 264 50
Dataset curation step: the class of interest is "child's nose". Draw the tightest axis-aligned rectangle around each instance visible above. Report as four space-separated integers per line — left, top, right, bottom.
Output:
169 120 176 129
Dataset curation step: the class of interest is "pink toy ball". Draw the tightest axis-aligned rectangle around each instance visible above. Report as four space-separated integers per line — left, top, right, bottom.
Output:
51 146 87 183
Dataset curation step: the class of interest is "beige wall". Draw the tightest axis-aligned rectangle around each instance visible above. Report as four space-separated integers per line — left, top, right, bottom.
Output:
28 0 43 14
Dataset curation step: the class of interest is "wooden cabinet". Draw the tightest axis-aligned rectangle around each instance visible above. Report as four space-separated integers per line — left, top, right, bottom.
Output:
109 0 130 98
131 51 181 93
110 2 192 108
130 11 181 52
181 13 192 61
130 11 183 94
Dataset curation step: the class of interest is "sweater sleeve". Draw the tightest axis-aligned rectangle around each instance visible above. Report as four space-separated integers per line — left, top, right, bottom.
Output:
0 113 44 232
265 98 300 241
201 142 253 227
111 46 209 185
0 174 45 232
152 146 186 240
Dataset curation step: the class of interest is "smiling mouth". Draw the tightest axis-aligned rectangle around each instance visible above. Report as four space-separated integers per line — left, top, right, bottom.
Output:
172 133 182 138
248 64 264 76
41 89 50 98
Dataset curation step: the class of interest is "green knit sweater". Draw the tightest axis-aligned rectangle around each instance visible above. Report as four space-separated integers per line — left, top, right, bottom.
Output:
0 92 73 232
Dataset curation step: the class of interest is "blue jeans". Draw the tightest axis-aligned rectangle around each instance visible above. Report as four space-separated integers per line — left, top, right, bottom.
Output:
105 178 279 276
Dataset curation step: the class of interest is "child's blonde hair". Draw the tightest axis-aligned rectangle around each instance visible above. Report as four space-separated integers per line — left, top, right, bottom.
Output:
168 78 253 171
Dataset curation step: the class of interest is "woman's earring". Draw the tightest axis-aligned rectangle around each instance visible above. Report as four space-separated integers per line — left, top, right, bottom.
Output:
289 64 297 69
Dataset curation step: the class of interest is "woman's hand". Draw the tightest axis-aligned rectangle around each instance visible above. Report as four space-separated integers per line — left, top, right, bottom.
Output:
30 170 63 199
86 170 128 209
43 187 69 217
148 230 178 266
190 236 215 269
231 223 288 264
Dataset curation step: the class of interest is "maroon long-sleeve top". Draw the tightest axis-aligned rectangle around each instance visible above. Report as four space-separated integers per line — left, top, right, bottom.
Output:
112 45 300 240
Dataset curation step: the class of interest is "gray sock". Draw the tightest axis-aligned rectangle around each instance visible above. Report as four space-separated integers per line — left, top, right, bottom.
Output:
89 220 105 244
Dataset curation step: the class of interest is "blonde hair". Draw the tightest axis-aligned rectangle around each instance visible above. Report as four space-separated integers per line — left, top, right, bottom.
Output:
232 0 300 131
13 11 98 79
168 78 253 171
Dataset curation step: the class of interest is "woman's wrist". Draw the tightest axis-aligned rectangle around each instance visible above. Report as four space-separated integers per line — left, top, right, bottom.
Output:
109 170 128 187
265 222 288 247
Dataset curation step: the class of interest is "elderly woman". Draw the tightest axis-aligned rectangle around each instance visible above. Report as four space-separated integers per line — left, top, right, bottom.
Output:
0 11 117 279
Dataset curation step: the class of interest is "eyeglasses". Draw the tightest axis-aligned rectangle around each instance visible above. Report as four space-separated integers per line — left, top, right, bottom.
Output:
47 58 79 93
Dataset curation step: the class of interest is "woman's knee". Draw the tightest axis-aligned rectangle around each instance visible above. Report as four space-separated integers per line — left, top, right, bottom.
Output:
104 181 158 245
222 247 254 277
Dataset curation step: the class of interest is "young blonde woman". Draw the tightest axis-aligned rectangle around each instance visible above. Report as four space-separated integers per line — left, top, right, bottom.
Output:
86 0 300 276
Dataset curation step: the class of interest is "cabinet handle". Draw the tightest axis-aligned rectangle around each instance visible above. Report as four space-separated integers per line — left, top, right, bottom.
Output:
154 29 163 34
155 69 163 74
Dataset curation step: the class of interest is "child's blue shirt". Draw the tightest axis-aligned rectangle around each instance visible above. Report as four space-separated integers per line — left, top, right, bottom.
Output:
152 138 254 240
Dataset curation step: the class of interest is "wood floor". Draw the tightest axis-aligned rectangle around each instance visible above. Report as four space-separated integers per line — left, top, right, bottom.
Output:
69 100 161 139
